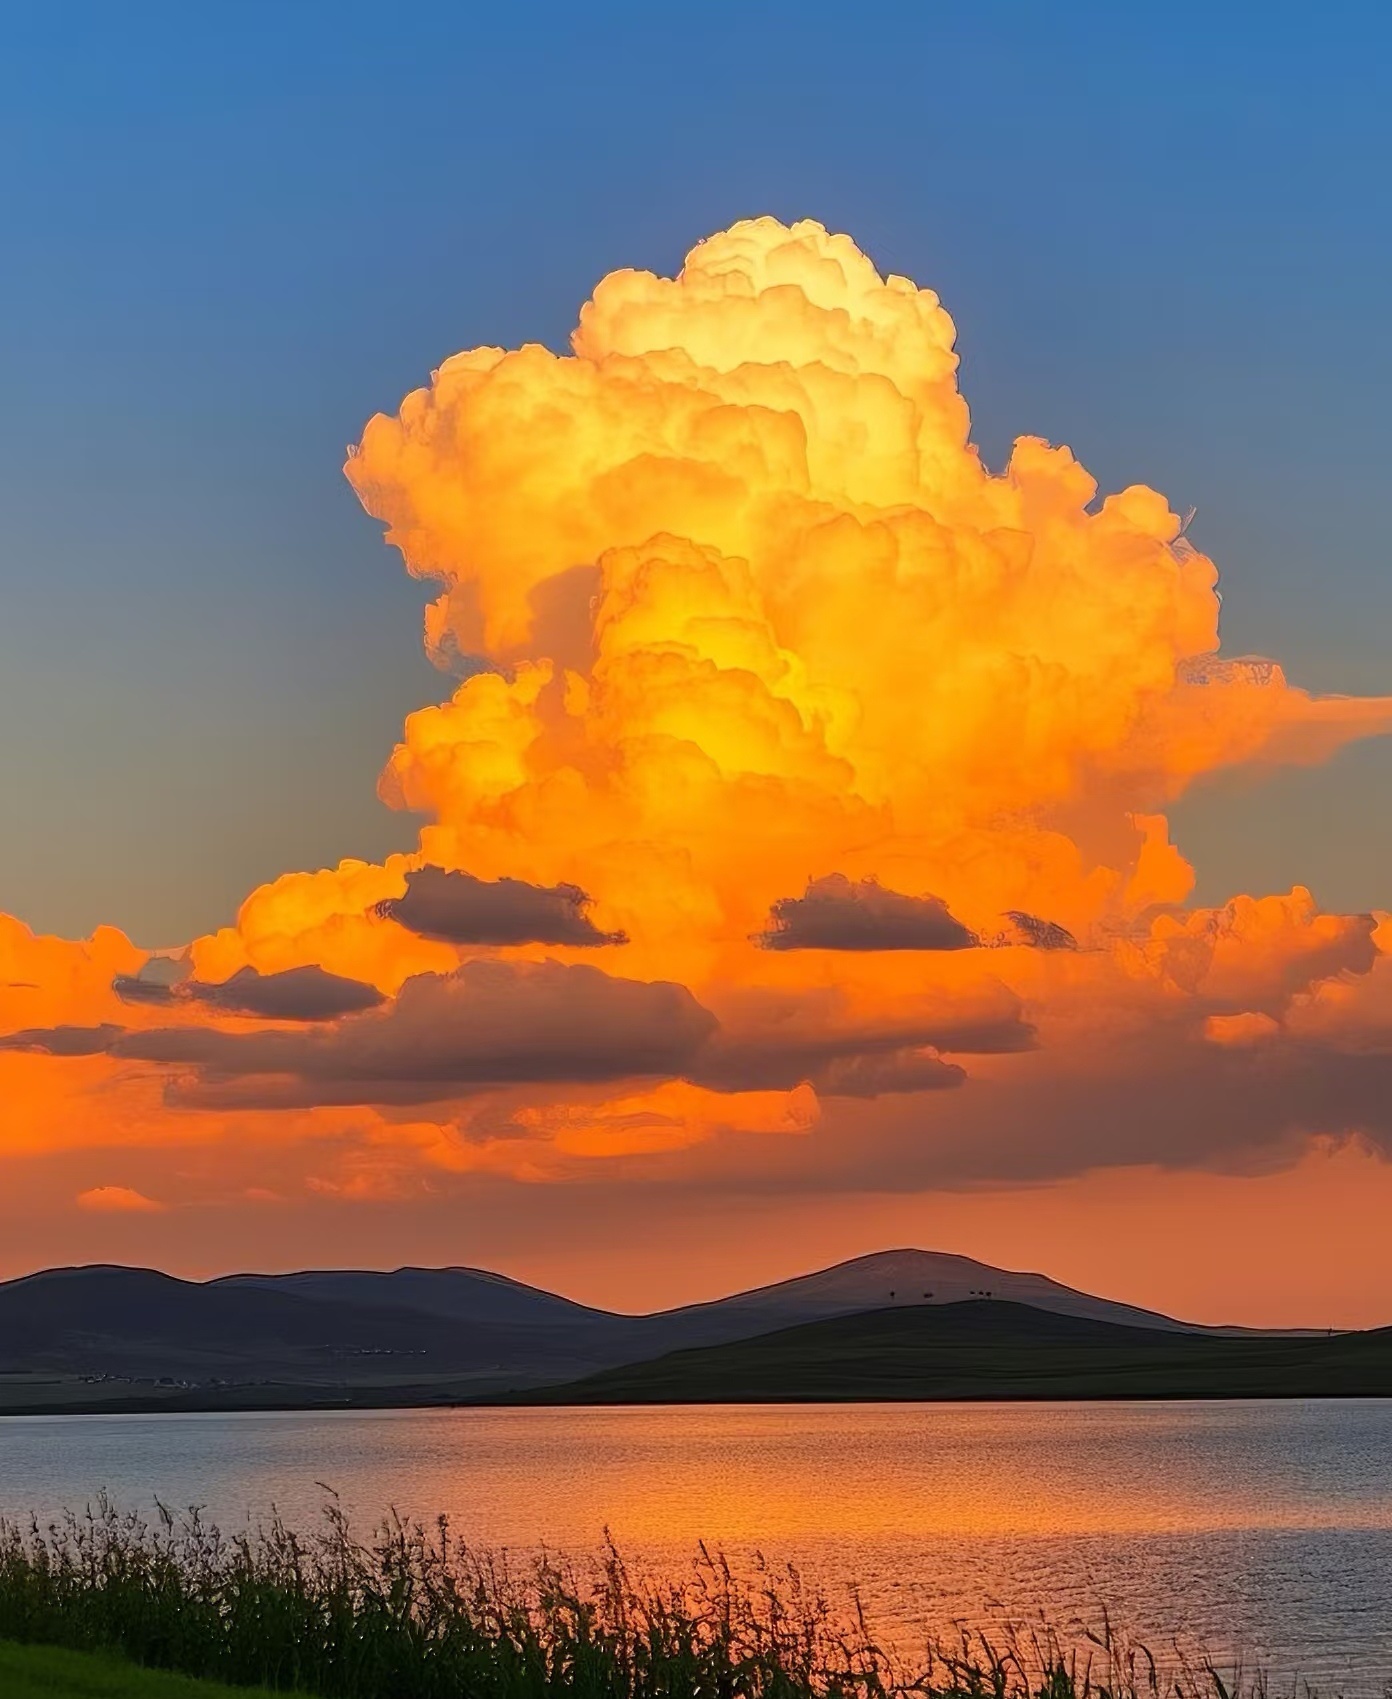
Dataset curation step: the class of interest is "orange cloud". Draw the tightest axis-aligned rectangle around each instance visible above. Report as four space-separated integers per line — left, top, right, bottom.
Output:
1204 1012 1281 1047
3 217 1392 1208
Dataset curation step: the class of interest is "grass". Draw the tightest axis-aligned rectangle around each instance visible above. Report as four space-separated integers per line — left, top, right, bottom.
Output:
0 1496 1300 1699
0 1639 286 1697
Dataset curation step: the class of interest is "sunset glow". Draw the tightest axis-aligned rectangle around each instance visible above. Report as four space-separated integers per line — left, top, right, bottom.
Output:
5 218 1392 1319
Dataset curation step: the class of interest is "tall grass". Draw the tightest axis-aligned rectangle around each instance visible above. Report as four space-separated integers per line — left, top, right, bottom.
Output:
0 1497 1272 1699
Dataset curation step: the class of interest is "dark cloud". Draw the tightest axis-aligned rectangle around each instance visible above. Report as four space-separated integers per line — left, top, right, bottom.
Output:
376 867 627 947
809 1029 1392 1195
7 960 1032 1111
806 1048 966 1097
999 911 1078 951
114 964 384 1020
692 987 1034 1096
112 975 178 1007
113 954 190 1006
632 1010 1392 1205
0 1024 123 1057
756 875 978 951
48 961 715 1109
188 965 385 1020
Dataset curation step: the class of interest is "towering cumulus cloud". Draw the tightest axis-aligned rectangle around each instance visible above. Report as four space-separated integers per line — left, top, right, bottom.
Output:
5 217 1392 1213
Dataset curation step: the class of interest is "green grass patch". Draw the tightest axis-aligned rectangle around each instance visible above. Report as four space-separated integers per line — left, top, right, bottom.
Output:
0 1639 287 1698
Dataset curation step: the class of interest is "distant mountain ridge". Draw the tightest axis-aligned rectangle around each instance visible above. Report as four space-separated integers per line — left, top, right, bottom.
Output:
222 1247 1260 1341
0 1249 1313 1415
216 1266 616 1328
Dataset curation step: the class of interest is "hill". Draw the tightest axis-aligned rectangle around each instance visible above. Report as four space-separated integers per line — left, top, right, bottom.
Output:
0 1264 610 1406
210 1249 1235 1347
614 1248 1235 1350
505 1300 1389 1404
214 1264 615 1329
0 1251 1323 1414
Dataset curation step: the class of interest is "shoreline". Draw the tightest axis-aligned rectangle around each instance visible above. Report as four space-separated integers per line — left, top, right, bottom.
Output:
6 1387 1392 1418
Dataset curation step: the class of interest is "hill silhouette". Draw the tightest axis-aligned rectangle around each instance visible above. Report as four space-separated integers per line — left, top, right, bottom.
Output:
505 1301 1384 1404
0 1251 1339 1414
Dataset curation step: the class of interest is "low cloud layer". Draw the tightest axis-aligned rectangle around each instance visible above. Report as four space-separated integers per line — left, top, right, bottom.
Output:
2 960 1034 1112
1 1024 123 1057
11 962 716 1108
115 964 384 1021
693 983 1035 1097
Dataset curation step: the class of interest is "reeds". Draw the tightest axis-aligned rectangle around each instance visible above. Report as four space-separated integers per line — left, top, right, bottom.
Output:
0 1496 1281 1699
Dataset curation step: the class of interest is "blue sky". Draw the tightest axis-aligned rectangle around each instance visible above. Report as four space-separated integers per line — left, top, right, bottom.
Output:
3 0 1390 943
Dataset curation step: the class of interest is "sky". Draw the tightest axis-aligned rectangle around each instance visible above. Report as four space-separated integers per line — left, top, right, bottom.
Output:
3 3 1392 1325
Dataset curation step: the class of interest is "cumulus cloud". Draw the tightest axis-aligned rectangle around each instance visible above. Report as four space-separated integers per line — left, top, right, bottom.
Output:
757 876 979 952
5 217 1392 1208
375 867 626 946
1122 891 1377 1013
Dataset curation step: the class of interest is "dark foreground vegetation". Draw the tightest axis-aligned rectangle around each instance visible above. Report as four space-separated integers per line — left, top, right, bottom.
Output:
0 1498 1311 1699
511 1301 1392 1404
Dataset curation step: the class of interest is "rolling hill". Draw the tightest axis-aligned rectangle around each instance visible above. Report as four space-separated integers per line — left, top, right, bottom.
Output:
614 1247 1232 1346
213 1248 1239 1356
507 1300 1383 1404
214 1265 616 1329
0 1250 1335 1414
0 1264 610 1404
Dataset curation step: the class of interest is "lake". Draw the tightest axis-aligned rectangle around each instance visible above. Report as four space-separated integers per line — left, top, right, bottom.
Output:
2 1400 1390 1693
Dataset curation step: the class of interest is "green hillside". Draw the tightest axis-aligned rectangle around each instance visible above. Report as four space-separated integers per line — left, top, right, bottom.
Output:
505 1299 1392 1403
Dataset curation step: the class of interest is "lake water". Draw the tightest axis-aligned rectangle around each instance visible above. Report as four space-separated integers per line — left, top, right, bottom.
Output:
2 1401 1390 1693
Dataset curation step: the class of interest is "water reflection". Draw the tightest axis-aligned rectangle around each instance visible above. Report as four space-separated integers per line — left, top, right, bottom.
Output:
2 1401 1390 1691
